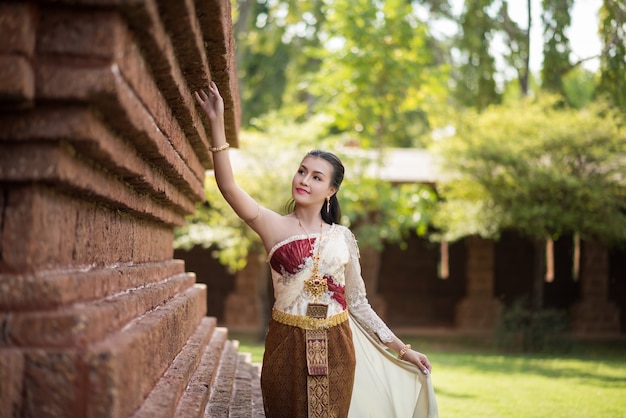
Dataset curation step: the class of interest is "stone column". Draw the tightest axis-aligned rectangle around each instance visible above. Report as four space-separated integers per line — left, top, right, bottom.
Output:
571 239 620 335
455 236 501 331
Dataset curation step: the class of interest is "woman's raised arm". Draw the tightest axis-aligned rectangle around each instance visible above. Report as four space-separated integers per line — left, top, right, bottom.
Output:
194 82 261 225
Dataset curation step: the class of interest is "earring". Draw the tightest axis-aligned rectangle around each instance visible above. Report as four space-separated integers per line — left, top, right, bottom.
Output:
326 197 331 213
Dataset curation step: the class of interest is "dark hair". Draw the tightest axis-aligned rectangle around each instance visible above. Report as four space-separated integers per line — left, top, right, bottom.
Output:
286 150 345 224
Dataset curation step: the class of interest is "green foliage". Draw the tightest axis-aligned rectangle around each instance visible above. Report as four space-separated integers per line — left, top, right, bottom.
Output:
495 297 572 353
431 95 626 245
562 66 596 109
541 0 574 93
453 0 501 109
308 0 450 148
597 0 626 108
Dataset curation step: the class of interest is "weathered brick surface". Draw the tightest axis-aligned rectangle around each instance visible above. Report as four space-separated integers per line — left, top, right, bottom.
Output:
0 185 174 273
0 55 34 103
174 327 229 418
0 3 37 55
131 317 219 418
8 272 197 347
0 107 199 212
22 348 83 418
38 9 209 177
0 0 247 416
34 63 206 200
0 143 187 226
0 348 24 418
205 339 239 418
0 260 185 310
85 284 208 418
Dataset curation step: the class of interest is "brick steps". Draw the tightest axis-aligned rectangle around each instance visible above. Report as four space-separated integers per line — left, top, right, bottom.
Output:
130 323 264 418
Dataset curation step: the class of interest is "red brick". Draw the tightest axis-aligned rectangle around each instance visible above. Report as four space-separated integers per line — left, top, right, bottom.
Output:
0 54 34 104
85 285 207 418
37 9 210 174
8 272 197 347
22 349 83 418
117 0 216 163
0 185 174 273
0 3 37 55
173 326 229 418
0 107 200 209
0 142 186 226
35 62 205 199
0 348 24 418
196 0 241 142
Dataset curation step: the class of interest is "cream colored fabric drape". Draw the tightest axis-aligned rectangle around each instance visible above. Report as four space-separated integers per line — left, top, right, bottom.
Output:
348 316 439 418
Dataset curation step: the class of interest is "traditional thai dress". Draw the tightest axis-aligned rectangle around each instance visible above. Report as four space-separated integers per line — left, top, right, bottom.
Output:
261 223 438 418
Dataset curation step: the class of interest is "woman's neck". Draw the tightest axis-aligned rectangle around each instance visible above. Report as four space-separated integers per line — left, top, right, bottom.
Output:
293 208 323 230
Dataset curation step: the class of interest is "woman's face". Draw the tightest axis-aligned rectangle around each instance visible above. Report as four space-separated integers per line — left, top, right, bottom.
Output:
292 156 336 208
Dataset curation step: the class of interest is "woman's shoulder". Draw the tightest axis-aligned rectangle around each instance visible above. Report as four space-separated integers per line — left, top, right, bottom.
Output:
332 223 355 239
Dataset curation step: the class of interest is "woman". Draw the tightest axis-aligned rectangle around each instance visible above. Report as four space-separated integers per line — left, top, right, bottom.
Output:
195 81 438 418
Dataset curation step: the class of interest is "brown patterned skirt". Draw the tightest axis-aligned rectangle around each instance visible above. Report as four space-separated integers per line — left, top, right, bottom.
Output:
261 316 356 418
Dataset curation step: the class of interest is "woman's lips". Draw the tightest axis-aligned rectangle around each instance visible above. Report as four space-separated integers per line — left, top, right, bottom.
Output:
296 188 309 194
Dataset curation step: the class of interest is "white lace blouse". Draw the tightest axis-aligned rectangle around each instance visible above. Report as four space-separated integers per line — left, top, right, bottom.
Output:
266 224 396 343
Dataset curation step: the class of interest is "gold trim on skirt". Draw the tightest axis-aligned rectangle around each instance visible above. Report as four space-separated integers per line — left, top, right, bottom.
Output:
271 308 348 330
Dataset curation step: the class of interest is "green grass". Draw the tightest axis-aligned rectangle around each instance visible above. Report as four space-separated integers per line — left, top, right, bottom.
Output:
231 332 626 417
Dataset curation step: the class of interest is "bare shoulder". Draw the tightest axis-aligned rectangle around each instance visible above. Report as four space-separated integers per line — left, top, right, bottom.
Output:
252 209 301 251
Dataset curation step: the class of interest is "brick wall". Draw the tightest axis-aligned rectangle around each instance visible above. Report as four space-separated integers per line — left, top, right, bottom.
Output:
0 1 241 416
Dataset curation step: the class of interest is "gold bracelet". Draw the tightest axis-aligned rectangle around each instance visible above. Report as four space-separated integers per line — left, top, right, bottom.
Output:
398 344 411 360
209 143 230 153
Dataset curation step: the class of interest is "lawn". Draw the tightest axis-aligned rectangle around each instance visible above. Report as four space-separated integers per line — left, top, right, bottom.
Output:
231 332 626 418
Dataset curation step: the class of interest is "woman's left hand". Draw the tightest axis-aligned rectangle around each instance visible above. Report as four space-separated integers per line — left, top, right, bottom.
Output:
194 80 224 122
402 349 432 375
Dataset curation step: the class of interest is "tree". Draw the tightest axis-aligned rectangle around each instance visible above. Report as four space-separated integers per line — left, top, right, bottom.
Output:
431 96 626 309
309 0 451 149
232 0 326 126
541 0 574 94
597 0 626 108
453 0 501 110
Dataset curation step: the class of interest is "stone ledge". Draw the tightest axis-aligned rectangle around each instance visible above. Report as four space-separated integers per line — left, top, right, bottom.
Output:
0 106 200 213
205 339 239 418
0 54 34 106
85 284 208 418
174 327 229 418
37 8 210 174
0 185 174 274
0 260 184 310
0 142 187 226
131 317 218 418
34 61 205 201
229 353 253 417
7 272 198 347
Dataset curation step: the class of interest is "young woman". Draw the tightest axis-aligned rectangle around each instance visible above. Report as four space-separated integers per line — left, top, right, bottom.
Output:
195 81 438 418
